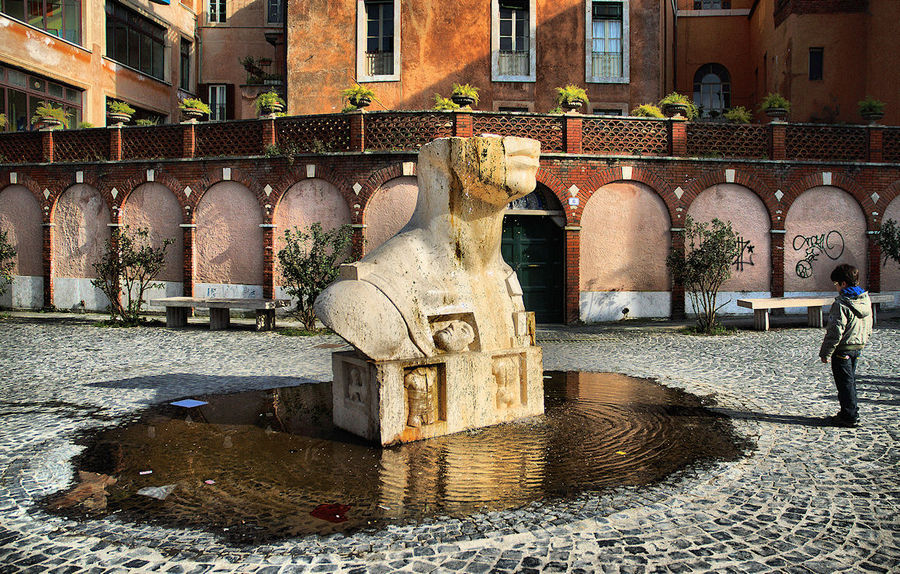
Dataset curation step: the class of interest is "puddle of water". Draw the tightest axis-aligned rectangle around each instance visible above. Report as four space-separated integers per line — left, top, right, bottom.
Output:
45 372 747 543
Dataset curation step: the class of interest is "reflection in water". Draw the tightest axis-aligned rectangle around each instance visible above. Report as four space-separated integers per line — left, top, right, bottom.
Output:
46 372 746 543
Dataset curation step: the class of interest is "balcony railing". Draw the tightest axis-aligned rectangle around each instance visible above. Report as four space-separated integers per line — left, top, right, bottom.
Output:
498 50 529 76
1 111 897 165
591 52 622 78
365 51 393 76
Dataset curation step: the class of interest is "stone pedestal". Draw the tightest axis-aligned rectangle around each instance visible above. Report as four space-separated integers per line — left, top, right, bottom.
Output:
332 346 543 446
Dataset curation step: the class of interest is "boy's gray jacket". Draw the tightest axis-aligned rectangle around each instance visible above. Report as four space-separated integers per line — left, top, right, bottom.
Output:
819 292 873 358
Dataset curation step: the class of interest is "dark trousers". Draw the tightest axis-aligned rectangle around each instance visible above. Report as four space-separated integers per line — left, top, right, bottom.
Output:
831 349 861 421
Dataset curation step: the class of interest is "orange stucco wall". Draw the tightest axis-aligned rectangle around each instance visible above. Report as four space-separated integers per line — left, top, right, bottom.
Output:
784 186 867 292
882 198 900 292
0 185 42 276
52 184 110 278
579 182 670 292
686 184 771 292
121 183 184 282
195 181 263 285
363 176 418 254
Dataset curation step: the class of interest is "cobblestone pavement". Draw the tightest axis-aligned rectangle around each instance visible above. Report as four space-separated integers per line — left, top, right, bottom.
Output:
0 312 898 573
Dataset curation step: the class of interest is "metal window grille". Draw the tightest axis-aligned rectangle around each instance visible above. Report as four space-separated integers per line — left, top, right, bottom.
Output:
591 2 622 78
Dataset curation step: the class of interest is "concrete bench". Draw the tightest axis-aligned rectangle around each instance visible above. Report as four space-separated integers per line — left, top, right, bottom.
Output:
737 294 895 331
149 297 291 331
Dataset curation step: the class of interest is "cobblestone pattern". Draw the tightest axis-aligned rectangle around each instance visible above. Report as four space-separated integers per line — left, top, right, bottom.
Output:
0 314 897 573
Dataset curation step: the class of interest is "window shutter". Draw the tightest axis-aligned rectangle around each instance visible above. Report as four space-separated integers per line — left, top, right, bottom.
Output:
198 83 209 105
225 84 235 119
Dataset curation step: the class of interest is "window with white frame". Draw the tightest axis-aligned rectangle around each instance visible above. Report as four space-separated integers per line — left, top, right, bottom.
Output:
492 0 535 81
586 0 629 84
208 0 225 23
356 0 399 81
208 84 226 120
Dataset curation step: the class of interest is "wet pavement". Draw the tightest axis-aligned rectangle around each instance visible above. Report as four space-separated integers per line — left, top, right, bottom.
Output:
0 311 898 573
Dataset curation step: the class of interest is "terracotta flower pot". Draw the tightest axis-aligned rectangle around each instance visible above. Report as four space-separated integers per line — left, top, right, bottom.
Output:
107 112 131 125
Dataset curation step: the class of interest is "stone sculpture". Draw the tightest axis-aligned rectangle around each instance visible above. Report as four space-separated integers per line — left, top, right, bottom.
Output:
316 135 545 444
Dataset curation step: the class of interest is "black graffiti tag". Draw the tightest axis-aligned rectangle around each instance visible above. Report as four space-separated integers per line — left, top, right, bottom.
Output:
793 230 844 279
733 236 755 272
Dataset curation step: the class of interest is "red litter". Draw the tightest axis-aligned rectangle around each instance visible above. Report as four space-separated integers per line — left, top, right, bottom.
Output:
310 503 351 523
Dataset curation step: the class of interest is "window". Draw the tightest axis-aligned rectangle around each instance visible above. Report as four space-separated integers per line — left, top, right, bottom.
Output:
586 1 629 83
208 84 226 120
809 47 823 81
208 0 225 23
179 38 191 91
1 0 82 44
356 0 399 81
693 0 730 8
266 0 282 24
0 65 83 131
105 1 166 80
492 0 535 81
592 108 623 116
692 63 731 118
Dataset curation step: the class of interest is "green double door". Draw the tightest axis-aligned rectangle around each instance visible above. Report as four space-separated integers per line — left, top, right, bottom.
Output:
501 215 564 324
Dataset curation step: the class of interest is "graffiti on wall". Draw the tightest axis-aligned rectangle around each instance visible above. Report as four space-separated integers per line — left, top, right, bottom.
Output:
733 236 755 272
793 231 844 278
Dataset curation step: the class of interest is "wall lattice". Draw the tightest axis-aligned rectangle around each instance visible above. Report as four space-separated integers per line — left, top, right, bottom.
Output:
196 120 263 158
0 132 43 163
365 112 453 151
472 113 564 152
53 129 109 162
883 128 900 163
786 125 867 161
687 123 768 159
276 115 352 153
582 118 668 156
122 126 184 160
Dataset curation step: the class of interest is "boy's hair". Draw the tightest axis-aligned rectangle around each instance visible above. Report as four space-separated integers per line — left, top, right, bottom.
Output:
831 263 859 286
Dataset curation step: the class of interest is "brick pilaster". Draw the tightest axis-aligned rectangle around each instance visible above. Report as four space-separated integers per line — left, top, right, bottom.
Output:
564 226 581 324
867 232 881 292
769 122 786 160
110 125 123 161
181 221 195 297
41 129 54 163
261 223 276 299
867 126 883 163
108 220 122 309
453 110 473 138
770 230 785 297
182 121 196 158
669 118 687 157
349 111 365 151
564 114 583 154
351 223 366 260
42 222 53 308
670 227 686 320
262 116 277 150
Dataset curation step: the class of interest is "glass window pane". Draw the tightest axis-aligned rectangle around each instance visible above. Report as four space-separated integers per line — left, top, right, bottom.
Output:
152 41 163 79
127 27 138 67
140 34 152 73
499 19 511 37
9 89 28 131
500 37 511 51
63 0 80 43
65 87 80 103
5 0 26 21
8 69 26 87
45 0 61 36
27 0 42 28
48 83 63 97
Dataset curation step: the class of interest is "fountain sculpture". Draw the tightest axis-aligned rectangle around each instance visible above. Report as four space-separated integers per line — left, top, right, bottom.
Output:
315 135 545 445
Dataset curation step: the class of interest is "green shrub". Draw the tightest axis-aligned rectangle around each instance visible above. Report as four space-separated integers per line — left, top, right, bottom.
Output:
723 106 752 123
630 104 664 118
179 98 211 115
760 92 791 112
658 92 699 120
858 96 885 115
876 218 900 269
555 84 589 106
451 83 480 104
107 100 135 116
255 90 286 114
30 101 70 128
433 94 460 111
0 229 15 298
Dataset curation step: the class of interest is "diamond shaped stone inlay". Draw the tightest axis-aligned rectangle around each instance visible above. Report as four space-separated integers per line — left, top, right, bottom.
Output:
568 185 579 197
264 184 273 197
43 188 50 200
75 171 83 183
353 182 363 196
774 190 784 202
110 188 118 199
9 173 16 184
306 164 316 178
871 192 880 205
184 186 192 198
146 169 154 182
674 187 684 200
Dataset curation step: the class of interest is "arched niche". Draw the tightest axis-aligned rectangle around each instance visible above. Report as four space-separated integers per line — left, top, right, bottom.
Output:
784 186 867 294
52 184 110 310
121 182 185 302
273 178 352 288
364 176 418 254
0 185 43 308
195 181 263 298
579 181 671 322
686 183 771 314
881 196 900 299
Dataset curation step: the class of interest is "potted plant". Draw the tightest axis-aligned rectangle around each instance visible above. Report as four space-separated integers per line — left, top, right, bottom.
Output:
858 96 885 124
760 92 790 121
107 100 135 125
555 84 589 112
180 98 211 121
450 83 480 109
433 94 460 111
135 118 159 126
659 92 697 119
30 101 70 129
341 85 375 109
630 104 665 118
0 113 6 131
723 106 752 124
256 90 285 116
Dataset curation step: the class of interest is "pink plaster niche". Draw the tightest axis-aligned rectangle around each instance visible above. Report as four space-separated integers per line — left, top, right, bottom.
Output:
195 181 263 286
121 183 184 282
580 182 671 291
784 186 867 292
274 178 351 283
882 197 900 291
363 176 418 254
53 184 110 278
686 184 771 292
0 185 42 276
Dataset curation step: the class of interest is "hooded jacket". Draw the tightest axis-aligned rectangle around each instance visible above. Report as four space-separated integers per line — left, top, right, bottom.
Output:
819 290 873 359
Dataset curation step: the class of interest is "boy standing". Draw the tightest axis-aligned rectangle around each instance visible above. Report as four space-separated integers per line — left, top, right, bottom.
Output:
819 264 873 428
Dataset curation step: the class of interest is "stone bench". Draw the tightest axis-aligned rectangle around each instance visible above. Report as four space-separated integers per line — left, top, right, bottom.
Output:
736 294 895 331
149 297 291 331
